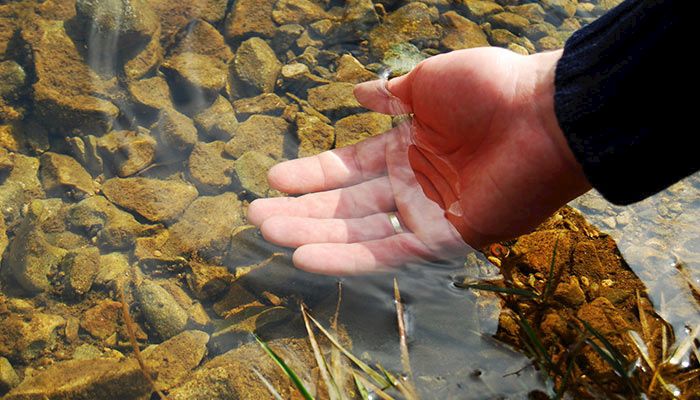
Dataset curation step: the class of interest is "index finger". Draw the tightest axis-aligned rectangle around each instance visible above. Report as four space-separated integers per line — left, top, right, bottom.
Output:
268 126 401 194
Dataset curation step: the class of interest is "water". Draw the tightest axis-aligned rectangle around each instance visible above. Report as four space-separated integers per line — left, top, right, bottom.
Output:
0 0 697 398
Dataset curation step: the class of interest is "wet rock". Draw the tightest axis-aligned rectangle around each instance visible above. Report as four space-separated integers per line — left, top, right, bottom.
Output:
510 229 574 275
440 11 489 51
6 202 67 293
329 0 379 43
127 75 174 116
65 134 103 175
39 152 96 199
335 112 393 148
170 19 233 64
335 54 376 83
506 3 547 22
307 82 363 120
212 281 262 317
0 124 23 152
0 213 8 259
169 338 315 400
25 20 119 134
0 357 20 395
163 193 244 261
102 177 198 222
0 61 26 103
488 28 535 52
272 0 330 26
151 108 198 154
193 95 238 140
524 21 557 41
279 62 330 97
208 306 296 353
123 33 164 81
460 0 504 19
150 0 228 47
488 12 529 35
296 112 334 157
136 279 189 340
68 196 154 249
226 225 280 268
187 261 234 300
382 42 427 76
224 0 276 42
233 93 286 121
231 37 282 98
95 252 131 290
235 151 278 198
97 129 157 177
61 246 100 298
368 3 440 58
81 299 122 340
158 281 210 328
541 0 577 21
271 24 305 53
0 312 65 362
224 115 289 159
142 330 209 390
554 276 586 306
188 141 236 193
559 17 581 32
507 43 529 55
74 0 159 56
3 358 152 400
162 52 227 99
536 35 565 51
72 343 103 360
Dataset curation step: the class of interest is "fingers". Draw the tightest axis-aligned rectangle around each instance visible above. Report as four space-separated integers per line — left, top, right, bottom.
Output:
354 77 413 115
268 127 402 194
292 234 433 275
248 176 396 225
259 213 398 247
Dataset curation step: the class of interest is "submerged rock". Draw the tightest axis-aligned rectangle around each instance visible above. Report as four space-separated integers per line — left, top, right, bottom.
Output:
0 153 44 226
136 279 189 340
65 134 103 176
335 112 392 147
232 93 286 121
193 96 238 140
329 0 379 43
187 261 234 300
3 358 152 400
127 75 174 116
151 108 198 154
150 0 228 47
382 42 427 76
307 82 363 120
295 112 334 157
440 11 489 51
0 357 20 395
122 32 164 81
0 61 26 104
368 3 440 58
101 177 198 222
97 129 157 177
488 12 530 35
460 0 504 20
162 52 227 99
335 54 376 84
0 312 65 362
272 0 330 26
80 299 122 340
95 252 131 289
142 330 210 390
170 19 233 64
224 115 289 159
188 141 236 193
61 246 101 298
224 0 277 42
39 152 96 199
231 37 282 98
234 151 278 198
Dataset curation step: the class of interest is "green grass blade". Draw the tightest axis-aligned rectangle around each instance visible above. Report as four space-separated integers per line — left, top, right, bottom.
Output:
579 319 630 374
255 335 315 400
306 312 391 388
542 237 560 302
515 313 555 372
456 283 537 298
353 373 370 400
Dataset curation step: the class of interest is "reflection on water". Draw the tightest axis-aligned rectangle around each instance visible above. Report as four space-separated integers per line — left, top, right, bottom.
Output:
1 0 697 398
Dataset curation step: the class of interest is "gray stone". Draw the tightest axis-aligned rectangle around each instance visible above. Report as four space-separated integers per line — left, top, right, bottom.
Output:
136 279 189 340
193 96 238 140
231 37 282 97
188 141 236 193
102 177 199 222
95 252 131 290
225 115 289 159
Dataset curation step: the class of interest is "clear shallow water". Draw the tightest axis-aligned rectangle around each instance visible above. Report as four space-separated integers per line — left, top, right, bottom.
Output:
1 0 697 398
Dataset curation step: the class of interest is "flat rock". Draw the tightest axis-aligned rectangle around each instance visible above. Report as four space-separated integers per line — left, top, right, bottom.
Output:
233 93 286 121
65 134 103 176
329 0 379 43
335 54 376 83
187 261 234 300
307 82 363 120
150 0 228 47
188 141 236 193
136 279 189 340
487 12 530 35
296 112 334 157
80 299 122 340
0 312 65 362
127 75 174 116
162 52 227 99
460 0 504 20
151 108 198 154
235 151 277 198
506 3 547 22
97 129 157 177
440 11 489 51
272 0 330 26
68 196 155 250
25 20 119 134
95 252 131 290
231 37 281 98
39 152 96 199
0 357 20 395
3 358 152 400
169 19 233 64
382 42 427 76
224 115 289 159
368 3 440 58
61 246 100 298
142 330 209 390
224 0 277 42
541 0 577 21
280 62 330 96
123 32 163 81
193 96 238 140
335 112 392 147
102 177 198 222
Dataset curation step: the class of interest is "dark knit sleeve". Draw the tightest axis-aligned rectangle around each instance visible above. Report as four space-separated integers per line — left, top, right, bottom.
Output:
554 0 698 205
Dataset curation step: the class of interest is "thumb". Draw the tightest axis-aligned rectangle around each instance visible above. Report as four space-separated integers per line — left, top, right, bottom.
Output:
353 72 414 115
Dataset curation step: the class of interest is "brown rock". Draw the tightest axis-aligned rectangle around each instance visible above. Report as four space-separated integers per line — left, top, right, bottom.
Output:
97 129 156 177
487 12 530 35
127 75 174 115
335 54 376 83
193 95 238 140
510 229 573 275
224 115 289 159
329 0 379 43
39 152 96 199
459 0 504 19
224 0 277 42
151 108 198 154
506 3 547 22
234 151 278 198
0 357 20 395
307 82 363 120
162 53 227 98
187 261 234 300
61 246 101 298
279 62 330 96
0 313 65 362
368 3 440 58
142 330 210 390
188 141 236 193
102 177 198 222
231 37 281 98
233 93 286 121
272 0 330 26
296 112 334 157
170 19 233 64
123 32 164 81
95 252 131 290
150 0 228 47
335 112 392 147
440 11 489 51
137 279 189 340
81 299 122 340
3 358 152 400
554 276 586 307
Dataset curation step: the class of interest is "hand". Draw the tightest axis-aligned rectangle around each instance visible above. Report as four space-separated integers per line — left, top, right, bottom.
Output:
355 47 591 247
